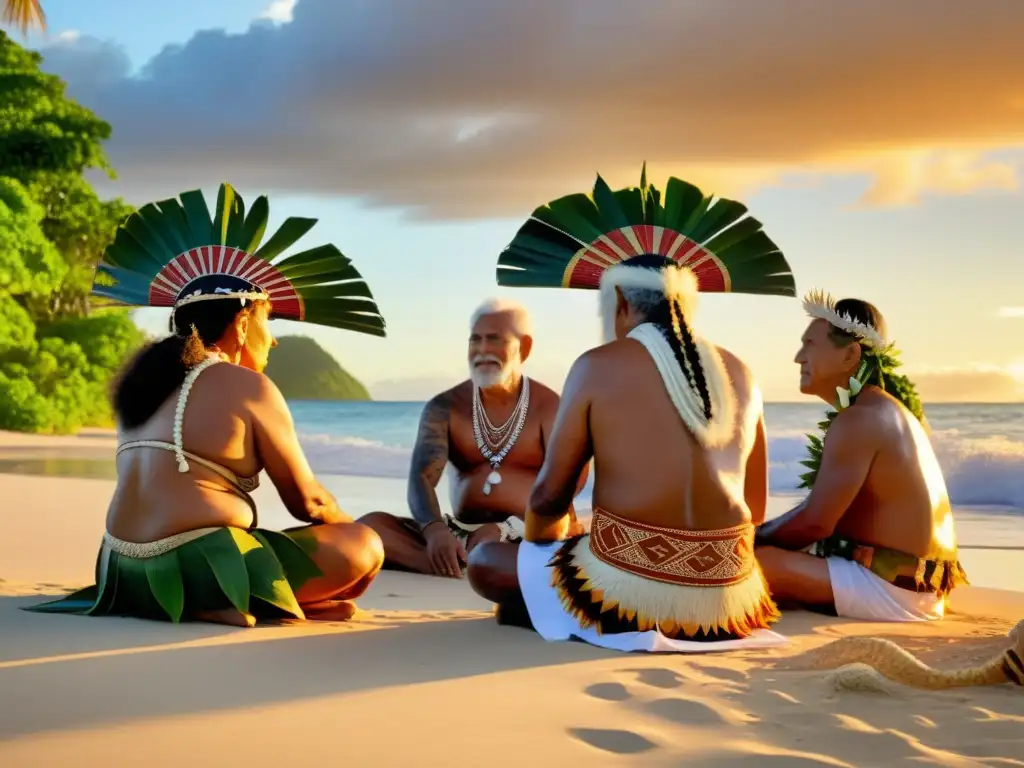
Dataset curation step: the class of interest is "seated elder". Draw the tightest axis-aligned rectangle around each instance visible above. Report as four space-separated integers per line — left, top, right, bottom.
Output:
755 292 968 621
25 184 387 627
359 299 587 578
467 170 797 651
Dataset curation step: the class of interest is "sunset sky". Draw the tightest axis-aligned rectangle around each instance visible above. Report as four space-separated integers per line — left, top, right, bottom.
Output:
16 0 1024 401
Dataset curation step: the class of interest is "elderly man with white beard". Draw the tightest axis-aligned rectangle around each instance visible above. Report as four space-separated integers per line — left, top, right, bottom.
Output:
358 299 588 578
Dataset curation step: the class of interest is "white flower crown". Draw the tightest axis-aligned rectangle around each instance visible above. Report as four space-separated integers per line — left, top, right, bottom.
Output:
802 288 885 348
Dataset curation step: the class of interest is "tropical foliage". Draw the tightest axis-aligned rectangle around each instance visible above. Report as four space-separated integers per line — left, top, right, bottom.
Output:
0 31 143 433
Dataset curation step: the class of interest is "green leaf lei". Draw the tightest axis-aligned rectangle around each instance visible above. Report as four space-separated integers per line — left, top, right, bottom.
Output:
798 343 923 489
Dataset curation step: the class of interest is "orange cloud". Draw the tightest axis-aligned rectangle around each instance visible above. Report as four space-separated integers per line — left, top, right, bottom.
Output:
908 365 1024 403
37 0 1024 217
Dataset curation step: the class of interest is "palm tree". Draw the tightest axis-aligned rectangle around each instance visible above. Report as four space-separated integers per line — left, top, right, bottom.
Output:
2 0 46 37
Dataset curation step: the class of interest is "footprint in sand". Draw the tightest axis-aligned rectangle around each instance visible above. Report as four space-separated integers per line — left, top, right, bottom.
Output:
698 664 751 684
583 682 632 702
644 695 759 727
618 666 685 689
567 727 660 755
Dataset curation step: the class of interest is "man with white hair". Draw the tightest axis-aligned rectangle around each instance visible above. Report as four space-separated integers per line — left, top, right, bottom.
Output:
358 298 587 578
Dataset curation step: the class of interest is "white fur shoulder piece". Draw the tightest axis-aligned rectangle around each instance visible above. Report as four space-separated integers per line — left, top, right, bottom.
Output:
627 323 737 448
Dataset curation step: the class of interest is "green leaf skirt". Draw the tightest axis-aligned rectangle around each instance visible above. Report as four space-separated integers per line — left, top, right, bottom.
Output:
21 526 323 623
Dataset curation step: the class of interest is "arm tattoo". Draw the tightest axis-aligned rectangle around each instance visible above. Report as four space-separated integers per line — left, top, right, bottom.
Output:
407 393 452 525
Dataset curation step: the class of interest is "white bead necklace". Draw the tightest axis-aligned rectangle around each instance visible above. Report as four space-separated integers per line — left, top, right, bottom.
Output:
472 376 530 495
173 356 220 473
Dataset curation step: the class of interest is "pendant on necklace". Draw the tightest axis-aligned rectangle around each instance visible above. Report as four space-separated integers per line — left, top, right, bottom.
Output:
483 469 502 496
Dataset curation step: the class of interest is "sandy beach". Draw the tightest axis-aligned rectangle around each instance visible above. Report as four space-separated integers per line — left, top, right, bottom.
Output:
1 431 1021 767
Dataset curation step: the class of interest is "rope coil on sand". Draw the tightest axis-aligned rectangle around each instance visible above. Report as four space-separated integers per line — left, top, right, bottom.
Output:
779 619 1023 692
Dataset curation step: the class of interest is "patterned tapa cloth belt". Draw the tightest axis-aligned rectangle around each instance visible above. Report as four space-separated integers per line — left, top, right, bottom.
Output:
588 507 756 586
547 507 778 641
810 534 969 596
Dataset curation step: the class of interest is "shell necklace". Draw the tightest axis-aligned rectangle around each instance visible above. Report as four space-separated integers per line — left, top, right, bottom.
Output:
472 376 530 495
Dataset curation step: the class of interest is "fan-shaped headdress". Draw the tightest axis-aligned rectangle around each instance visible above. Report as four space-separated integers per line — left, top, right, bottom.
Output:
495 167 796 448
495 165 796 301
91 183 386 337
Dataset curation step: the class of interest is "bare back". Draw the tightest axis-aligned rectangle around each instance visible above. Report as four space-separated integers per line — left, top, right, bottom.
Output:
835 389 955 558
107 364 266 542
587 339 765 531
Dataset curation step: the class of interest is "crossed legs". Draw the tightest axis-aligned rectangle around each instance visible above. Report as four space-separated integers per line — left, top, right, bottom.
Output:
755 545 836 614
199 522 385 627
357 511 502 577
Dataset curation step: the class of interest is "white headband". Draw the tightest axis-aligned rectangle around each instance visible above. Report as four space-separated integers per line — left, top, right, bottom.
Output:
598 262 698 314
802 289 885 348
170 288 269 334
598 262 698 343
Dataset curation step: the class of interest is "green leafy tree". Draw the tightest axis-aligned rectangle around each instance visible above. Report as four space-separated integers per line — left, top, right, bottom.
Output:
0 31 143 433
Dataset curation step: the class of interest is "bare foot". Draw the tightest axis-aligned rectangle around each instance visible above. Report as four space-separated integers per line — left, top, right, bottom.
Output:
302 600 359 622
195 608 257 627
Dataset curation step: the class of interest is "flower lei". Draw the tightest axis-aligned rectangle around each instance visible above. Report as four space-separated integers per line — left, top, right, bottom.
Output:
798 342 918 489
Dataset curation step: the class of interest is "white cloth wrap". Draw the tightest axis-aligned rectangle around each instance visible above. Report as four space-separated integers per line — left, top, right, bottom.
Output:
826 557 945 621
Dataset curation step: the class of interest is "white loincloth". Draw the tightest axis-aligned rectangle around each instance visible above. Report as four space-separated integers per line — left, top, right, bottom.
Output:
517 541 788 653
446 514 523 544
826 557 945 621
443 463 525 542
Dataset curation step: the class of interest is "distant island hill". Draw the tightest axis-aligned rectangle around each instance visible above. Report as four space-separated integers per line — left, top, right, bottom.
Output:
264 336 371 401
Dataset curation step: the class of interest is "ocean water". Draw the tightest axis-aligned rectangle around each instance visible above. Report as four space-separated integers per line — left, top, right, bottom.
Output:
291 401 1024 514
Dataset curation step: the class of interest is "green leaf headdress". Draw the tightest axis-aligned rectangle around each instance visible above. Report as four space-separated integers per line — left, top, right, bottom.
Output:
495 165 796 300
91 183 386 338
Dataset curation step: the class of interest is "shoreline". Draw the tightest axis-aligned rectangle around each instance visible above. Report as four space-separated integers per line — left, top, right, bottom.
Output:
1 429 1022 765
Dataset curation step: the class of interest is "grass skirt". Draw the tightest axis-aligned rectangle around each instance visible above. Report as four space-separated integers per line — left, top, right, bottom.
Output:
22 527 322 623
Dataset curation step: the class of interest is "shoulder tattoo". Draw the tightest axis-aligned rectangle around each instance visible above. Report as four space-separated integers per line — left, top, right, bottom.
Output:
411 393 452 479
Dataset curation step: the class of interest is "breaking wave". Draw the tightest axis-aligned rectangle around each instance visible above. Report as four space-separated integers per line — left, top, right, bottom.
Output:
298 429 1024 511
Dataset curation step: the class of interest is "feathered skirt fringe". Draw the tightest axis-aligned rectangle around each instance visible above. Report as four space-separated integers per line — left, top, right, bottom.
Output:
550 530 780 642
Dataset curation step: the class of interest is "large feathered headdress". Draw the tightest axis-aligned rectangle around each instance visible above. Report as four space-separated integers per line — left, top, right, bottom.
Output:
91 183 386 337
495 165 796 300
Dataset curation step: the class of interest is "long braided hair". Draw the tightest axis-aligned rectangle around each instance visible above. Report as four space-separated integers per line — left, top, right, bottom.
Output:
619 255 713 421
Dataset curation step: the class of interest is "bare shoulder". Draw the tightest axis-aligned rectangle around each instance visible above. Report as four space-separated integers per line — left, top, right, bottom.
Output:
713 344 762 406
526 377 561 411
713 345 754 387
829 399 885 447
418 382 466 425
860 388 914 434
586 339 633 369
204 363 279 403
566 346 611 387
